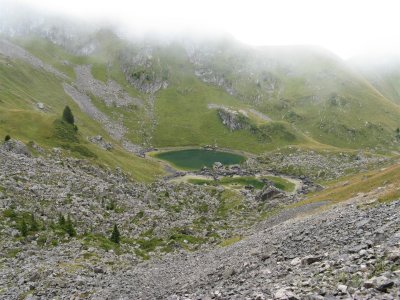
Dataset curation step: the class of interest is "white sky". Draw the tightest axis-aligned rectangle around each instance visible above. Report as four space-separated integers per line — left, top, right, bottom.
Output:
5 0 400 58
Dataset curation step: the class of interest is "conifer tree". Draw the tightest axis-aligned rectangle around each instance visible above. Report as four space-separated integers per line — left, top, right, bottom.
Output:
110 223 120 244
62 105 75 125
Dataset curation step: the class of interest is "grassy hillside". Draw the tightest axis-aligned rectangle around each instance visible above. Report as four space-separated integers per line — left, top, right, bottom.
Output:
0 53 164 181
11 35 308 153
188 40 400 150
3 30 400 156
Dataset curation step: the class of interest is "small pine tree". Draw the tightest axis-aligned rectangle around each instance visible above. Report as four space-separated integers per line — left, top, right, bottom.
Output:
4 135 11 142
20 220 28 237
110 224 120 244
65 215 76 237
30 213 39 232
62 105 75 125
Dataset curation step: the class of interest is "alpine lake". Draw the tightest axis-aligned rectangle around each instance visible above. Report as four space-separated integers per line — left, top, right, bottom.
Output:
154 149 246 170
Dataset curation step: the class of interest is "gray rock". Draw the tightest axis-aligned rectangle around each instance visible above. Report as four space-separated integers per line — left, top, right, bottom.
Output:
257 186 284 201
337 284 347 293
301 255 321 265
2 139 31 156
274 288 299 300
364 276 394 292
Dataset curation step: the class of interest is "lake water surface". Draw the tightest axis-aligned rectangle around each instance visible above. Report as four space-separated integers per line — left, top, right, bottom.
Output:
155 149 245 170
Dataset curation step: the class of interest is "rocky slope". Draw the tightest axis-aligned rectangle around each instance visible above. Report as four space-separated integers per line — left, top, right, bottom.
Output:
0 141 399 299
98 193 400 300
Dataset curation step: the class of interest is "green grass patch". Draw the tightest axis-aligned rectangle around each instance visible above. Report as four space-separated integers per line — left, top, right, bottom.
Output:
293 163 400 207
53 119 79 142
189 177 264 189
216 190 244 218
219 236 242 247
378 188 400 203
5 248 21 258
264 176 296 192
82 233 119 252
188 175 294 192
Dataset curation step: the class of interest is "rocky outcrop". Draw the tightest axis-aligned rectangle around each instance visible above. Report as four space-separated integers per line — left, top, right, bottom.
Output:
88 136 113 151
1 139 31 156
121 47 168 94
217 108 249 131
257 185 284 201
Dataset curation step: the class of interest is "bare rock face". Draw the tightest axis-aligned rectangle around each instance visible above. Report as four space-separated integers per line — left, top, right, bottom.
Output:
217 108 249 131
121 47 168 94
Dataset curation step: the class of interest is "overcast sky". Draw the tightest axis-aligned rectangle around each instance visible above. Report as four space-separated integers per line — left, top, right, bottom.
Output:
3 0 400 59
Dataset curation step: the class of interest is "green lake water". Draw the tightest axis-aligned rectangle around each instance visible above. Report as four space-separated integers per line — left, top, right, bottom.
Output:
155 149 245 170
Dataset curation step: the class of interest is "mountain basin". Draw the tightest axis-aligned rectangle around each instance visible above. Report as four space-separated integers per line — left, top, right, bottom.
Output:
154 149 246 170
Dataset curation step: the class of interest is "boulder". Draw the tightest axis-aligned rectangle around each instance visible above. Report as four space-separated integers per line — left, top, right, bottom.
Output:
257 186 284 201
301 255 322 265
364 276 394 292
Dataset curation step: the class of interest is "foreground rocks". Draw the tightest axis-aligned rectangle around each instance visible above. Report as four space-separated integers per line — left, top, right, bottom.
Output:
98 197 399 300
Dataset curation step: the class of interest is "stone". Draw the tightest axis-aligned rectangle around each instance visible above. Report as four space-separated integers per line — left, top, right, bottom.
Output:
301 256 321 266
337 284 347 293
290 257 301 266
364 276 394 292
223 268 236 279
274 288 299 300
257 186 284 201
388 249 400 262
93 267 105 274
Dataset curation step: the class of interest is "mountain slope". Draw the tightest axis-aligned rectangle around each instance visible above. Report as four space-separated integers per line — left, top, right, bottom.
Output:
187 39 400 149
0 39 164 181
1 19 400 157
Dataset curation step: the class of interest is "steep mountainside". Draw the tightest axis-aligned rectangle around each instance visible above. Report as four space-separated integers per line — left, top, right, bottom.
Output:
1 18 400 154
